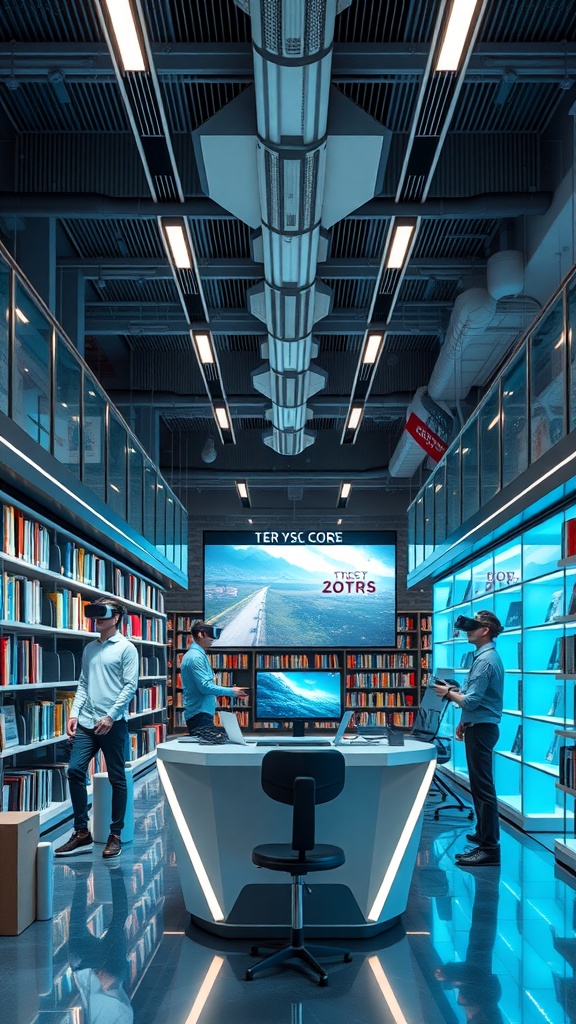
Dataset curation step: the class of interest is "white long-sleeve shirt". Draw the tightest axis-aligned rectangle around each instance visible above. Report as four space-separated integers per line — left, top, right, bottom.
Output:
71 632 139 727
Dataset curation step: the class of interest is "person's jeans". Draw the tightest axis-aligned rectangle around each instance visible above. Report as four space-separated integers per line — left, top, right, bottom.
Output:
186 712 214 733
67 720 129 835
464 722 500 849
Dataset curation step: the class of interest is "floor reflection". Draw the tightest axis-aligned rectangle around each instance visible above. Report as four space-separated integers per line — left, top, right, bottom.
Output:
3 773 576 1023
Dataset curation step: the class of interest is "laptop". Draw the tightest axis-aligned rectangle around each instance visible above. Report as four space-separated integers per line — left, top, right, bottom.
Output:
219 710 354 748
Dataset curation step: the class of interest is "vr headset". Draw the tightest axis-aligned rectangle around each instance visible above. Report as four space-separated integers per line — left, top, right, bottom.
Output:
454 614 483 634
201 624 222 640
85 603 122 620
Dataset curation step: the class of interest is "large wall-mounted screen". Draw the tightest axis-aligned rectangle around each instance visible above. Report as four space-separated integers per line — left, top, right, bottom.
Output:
203 530 396 648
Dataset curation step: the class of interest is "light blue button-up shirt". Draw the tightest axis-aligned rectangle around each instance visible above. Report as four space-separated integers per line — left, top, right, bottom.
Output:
460 640 504 726
181 641 232 721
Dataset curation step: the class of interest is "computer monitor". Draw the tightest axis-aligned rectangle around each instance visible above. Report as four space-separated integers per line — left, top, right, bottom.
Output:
254 668 342 737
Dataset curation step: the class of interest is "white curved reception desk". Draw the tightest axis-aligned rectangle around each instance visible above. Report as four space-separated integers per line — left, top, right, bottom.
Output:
157 738 436 938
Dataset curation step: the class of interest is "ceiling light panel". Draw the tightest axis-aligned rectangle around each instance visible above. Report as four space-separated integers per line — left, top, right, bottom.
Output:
103 0 147 73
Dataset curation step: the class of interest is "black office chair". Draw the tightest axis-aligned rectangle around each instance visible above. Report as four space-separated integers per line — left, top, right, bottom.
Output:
411 687 473 820
246 749 352 986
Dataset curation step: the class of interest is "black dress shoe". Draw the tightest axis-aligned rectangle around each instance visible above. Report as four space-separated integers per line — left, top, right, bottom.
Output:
457 848 500 867
455 846 479 860
465 832 480 844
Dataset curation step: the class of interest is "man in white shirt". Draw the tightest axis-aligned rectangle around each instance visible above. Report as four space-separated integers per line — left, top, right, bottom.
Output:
55 600 139 860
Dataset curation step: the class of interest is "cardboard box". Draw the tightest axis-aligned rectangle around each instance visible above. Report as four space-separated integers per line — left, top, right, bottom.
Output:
0 812 39 935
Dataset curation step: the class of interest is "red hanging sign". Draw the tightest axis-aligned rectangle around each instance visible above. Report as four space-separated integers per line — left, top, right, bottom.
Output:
405 412 448 462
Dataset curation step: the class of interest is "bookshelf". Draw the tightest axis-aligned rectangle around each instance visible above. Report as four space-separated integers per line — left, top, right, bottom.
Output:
431 504 576 843
0 492 168 831
167 610 431 733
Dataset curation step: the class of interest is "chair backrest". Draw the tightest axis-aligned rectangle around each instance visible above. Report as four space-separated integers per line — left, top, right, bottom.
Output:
411 679 452 742
261 750 345 855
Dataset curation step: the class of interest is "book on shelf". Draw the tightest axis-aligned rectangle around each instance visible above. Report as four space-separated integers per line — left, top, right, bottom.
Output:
565 518 576 558
460 651 473 670
561 636 576 675
505 601 522 629
548 682 564 717
0 705 20 749
548 637 562 671
545 733 560 763
517 677 523 709
511 724 522 756
568 584 576 617
545 589 563 623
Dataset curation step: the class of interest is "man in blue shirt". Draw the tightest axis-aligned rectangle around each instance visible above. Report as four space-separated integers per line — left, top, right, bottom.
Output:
182 621 248 733
435 610 504 866
55 600 139 860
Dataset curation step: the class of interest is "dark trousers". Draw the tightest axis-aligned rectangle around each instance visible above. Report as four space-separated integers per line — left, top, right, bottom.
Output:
464 722 500 850
67 720 129 835
186 712 214 733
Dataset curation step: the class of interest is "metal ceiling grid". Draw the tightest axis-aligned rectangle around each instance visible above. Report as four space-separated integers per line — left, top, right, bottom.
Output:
398 278 459 304
215 335 263 353
160 80 249 135
126 334 191 353
330 218 391 260
431 132 540 194
0 0 100 42
336 80 420 134
316 334 362 355
330 278 375 309
61 218 166 260
414 218 499 260
372 344 438 395
481 0 576 42
217 350 261 396
386 334 439 354
317 352 363 394
201 277 261 310
92 278 180 305
131 349 204 393
190 218 252 260
0 80 129 134
334 0 437 44
16 134 150 195
144 0 251 44
453 80 569 134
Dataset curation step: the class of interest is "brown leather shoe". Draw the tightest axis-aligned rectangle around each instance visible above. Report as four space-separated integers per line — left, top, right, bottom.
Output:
55 829 93 857
102 833 122 859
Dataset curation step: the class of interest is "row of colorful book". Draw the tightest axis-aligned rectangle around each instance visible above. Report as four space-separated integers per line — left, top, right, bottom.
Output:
346 672 416 688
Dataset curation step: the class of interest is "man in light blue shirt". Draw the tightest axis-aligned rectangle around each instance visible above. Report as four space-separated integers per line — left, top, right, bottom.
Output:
55 600 139 860
182 621 247 732
435 609 504 867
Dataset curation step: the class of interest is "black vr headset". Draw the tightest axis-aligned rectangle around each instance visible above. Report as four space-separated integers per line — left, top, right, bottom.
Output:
85 603 122 620
454 614 484 634
201 624 222 640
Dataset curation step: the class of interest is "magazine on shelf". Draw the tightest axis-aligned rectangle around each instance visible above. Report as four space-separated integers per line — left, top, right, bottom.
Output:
0 705 20 750
546 733 560 763
511 724 522 756
505 601 522 629
548 637 562 672
547 682 564 717
545 589 563 623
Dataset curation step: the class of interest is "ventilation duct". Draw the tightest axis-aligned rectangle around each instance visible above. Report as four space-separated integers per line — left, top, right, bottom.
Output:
388 388 453 479
193 0 391 455
389 250 535 478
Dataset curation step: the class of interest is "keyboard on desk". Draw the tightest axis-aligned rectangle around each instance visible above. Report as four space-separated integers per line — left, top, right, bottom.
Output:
254 736 333 747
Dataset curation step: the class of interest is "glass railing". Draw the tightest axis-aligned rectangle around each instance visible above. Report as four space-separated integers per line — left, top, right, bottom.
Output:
1 240 187 579
408 264 576 576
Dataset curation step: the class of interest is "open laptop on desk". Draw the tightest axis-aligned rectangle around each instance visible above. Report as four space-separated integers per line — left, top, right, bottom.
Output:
219 710 353 747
